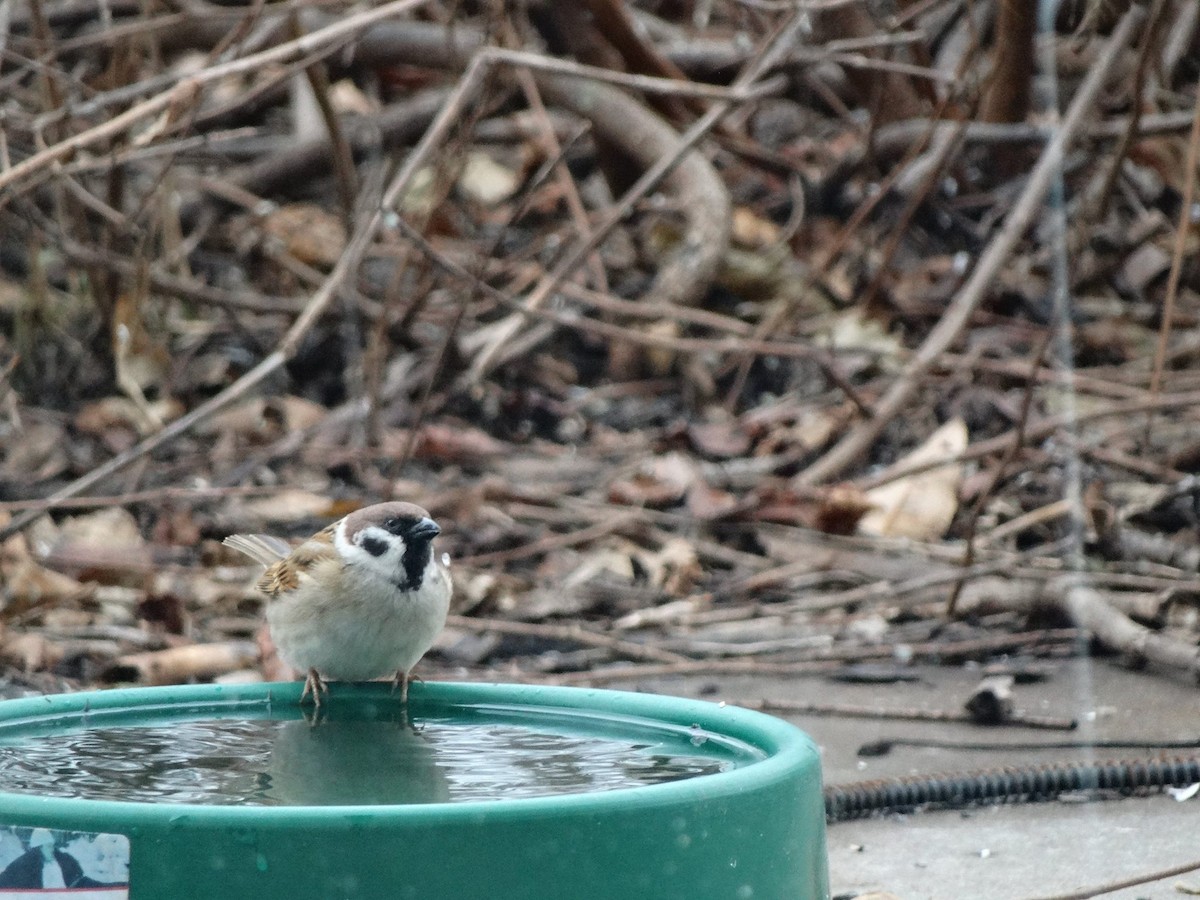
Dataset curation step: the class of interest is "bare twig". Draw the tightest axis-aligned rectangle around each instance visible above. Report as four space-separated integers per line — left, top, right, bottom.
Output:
1146 78 1200 437
457 514 638 566
465 46 785 103
796 4 1147 484
444 614 689 665
947 330 1053 615
551 628 1082 684
742 698 1076 730
1089 0 1166 220
0 0 434 197
0 51 471 541
288 12 357 219
464 12 810 378
858 388 1200 491
1024 855 1200 900
0 485 276 513
1060 576 1200 678
392 215 841 364
516 76 606 290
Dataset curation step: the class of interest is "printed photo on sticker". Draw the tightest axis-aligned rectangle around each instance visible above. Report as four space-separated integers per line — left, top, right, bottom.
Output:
0 826 128 899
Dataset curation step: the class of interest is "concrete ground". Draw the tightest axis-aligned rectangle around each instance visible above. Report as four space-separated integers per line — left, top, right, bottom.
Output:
639 659 1200 900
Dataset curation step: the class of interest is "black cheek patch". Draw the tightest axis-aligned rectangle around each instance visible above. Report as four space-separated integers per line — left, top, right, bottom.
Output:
361 535 389 557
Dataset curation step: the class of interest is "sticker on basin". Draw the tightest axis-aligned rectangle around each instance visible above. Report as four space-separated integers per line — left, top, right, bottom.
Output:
0 826 128 898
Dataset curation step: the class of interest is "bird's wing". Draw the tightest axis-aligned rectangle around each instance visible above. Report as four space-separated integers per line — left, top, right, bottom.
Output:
255 528 339 598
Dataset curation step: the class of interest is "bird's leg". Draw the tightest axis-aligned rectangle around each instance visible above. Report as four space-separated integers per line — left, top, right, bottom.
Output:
300 668 327 707
392 670 427 704
392 669 410 706
391 670 425 730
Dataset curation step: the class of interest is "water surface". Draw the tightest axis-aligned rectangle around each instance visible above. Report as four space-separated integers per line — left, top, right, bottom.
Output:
0 703 761 806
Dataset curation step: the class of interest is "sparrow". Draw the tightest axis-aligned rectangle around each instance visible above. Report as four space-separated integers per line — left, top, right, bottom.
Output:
223 502 452 707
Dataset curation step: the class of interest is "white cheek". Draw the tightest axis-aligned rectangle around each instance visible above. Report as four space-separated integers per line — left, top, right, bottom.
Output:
333 519 356 559
338 524 407 581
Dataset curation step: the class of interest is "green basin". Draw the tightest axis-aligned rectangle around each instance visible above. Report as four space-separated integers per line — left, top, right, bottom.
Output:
0 682 828 899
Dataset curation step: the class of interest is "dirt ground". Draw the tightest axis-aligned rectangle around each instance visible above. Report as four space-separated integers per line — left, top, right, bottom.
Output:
646 658 1200 900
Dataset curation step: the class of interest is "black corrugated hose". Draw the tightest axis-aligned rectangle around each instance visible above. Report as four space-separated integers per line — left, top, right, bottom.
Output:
824 756 1200 823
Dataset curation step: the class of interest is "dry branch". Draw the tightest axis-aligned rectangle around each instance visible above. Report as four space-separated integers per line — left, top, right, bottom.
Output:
950 574 1200 679
797 4 1148 485
463 13 810 379
444 614 689 665
105 641 259 685
0 56 470 541
0 0 434 198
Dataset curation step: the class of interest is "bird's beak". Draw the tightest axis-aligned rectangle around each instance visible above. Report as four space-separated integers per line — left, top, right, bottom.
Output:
410 517 441 540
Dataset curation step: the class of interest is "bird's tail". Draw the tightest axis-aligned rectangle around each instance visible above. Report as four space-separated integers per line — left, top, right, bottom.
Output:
223 533 293 566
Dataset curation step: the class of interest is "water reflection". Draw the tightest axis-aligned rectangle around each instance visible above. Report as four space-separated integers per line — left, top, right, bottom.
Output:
267 719 450 805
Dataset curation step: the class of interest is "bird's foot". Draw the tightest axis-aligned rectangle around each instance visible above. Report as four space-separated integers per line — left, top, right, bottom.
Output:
392 670 427 705
300 668 328 707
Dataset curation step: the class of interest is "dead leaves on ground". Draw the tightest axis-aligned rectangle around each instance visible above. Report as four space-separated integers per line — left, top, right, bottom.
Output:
0 401 980 689
0 505 261 686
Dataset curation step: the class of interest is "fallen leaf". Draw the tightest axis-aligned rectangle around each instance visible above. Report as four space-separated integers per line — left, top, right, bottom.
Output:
814 484 874 535
859 418 968 540
34 508 152 585
261 203 347 268
75 396 183 441
458 151 520 205
750 482 870 533
687 420 752 459
731 207 782 248
0 633 64 672
271 395 328 432
747 404 845 457
608 452 700 508
642 538 702 595
0 420 69 482
685 481 740 520
399 422 510 461
328 79 377 115
640 319 680 378
151 506 202 547
111 288 171 432
1 558 86 607
203 395 324 444
563 544 637 589
138 594 188 635
821 310 906 369
234 489 338 526
1120 240 1172 293
0 511 87 611
58 508 144 550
